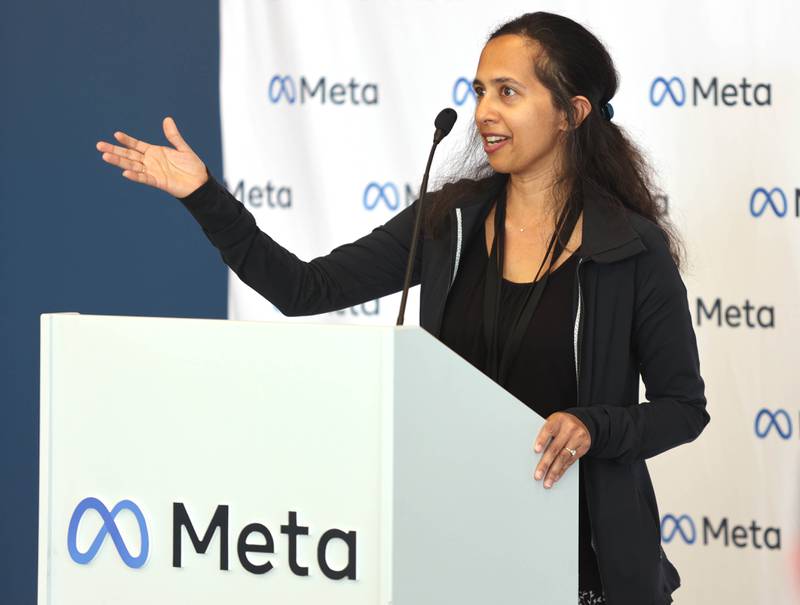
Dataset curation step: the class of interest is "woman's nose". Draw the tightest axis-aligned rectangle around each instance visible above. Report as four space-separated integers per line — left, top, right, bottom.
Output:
474 97 498 126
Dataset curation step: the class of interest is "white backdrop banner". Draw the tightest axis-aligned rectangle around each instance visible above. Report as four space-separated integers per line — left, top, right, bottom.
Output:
218 1 800 603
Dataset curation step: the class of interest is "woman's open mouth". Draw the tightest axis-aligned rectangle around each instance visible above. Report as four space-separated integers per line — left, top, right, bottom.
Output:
483 134 510 153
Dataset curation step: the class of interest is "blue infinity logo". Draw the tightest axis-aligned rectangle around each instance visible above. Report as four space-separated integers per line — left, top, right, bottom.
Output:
363 182 400 210
268 75 297 104
452 77 476 106
749 187 787 217
67 497 149 568
650 76 686 106
661 514 696 544
754 408 793 439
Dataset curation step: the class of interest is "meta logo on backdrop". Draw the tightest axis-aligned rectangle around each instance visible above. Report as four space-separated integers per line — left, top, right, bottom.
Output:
649 76 771 107
334 300 380 318
694 298 775 329
754 408 794 440
749 187 800 218
661 513 781 550
363 181 417 211
268 75 379 105
67 497 150 568
661 514 696 544
452 77 477 106
225 178 292 210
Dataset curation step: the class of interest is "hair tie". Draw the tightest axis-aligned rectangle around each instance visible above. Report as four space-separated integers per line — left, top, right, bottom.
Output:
600 102 614 121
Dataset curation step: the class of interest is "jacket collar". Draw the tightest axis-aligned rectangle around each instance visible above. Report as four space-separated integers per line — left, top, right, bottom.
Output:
453 174 646 264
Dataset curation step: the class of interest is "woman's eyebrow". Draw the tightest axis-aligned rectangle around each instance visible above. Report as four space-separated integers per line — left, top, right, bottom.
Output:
472 76 527 89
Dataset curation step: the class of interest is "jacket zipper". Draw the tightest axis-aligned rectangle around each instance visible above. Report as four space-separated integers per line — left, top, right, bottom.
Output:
574 257 601 563
450 208 463 286
573 257 585 403
434 208 463 335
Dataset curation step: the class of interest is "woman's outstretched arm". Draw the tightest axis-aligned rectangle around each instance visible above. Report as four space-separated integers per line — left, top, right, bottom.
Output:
178 172 420 315
97 118 421 315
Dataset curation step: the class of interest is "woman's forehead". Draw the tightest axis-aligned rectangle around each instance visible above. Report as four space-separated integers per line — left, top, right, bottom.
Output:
475 35 541 85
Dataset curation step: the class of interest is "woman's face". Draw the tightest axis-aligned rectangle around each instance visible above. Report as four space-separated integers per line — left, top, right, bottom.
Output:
473 35 566 178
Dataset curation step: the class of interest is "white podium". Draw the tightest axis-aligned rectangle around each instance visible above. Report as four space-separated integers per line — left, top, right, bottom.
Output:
38 313 578 604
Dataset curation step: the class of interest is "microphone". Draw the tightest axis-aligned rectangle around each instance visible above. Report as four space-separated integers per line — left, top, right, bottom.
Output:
433 107 457 144
396 108 458 326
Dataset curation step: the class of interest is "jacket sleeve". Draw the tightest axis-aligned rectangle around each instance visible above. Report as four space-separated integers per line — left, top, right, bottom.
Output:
177 171 421 316
566 230 710 464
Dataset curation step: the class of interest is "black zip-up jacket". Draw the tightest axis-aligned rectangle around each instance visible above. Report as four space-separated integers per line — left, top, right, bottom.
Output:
179 171 709 605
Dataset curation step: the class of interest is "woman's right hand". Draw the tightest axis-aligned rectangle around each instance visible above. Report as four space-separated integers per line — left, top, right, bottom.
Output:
96 116 208 198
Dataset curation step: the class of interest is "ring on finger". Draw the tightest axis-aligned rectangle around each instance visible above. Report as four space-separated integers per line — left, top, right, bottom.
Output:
564 446 577 457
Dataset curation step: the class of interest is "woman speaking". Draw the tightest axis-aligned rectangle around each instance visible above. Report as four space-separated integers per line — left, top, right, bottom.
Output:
97 11 709 605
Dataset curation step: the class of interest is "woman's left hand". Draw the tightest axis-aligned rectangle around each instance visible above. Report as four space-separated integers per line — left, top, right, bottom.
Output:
533 412 591 489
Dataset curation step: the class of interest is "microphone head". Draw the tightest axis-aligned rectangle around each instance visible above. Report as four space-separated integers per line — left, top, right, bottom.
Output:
434 108 457 141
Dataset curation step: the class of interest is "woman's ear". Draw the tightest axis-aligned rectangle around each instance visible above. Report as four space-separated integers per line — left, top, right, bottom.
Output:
574 95 592 127
561 95 592 130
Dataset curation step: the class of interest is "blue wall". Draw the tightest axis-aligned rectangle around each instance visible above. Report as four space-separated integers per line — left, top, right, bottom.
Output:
0 2 226 602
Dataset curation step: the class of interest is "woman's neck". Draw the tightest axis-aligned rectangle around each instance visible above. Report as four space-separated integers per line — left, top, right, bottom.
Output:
505 169 560 228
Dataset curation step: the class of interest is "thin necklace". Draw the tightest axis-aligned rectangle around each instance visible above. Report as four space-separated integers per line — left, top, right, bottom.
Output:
504 205 553 235
505 214 549 235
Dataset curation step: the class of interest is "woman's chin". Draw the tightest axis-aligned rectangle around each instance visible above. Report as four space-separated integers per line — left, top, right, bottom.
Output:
486 157 511 174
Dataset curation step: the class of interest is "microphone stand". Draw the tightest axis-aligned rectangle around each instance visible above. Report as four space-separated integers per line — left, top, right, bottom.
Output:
395 143 437 326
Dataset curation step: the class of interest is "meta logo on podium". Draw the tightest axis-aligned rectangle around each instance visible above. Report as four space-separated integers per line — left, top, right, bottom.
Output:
649 76 771 107
65 497 358 580
661 513 781 550
67 497 150 568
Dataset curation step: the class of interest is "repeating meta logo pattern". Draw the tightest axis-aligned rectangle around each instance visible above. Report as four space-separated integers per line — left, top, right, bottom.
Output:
694 297 775 329
363 181 417 211
649 76 771 107
268 74 379 105
333 299 380 318
661 514 697 544
225 178 292 210
754 408 796 440
749 186 800 218
452 77 477 106
68 497 149 568
661 513 781 550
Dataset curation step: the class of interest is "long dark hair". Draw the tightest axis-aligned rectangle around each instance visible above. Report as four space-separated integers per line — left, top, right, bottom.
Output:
426 11 683 268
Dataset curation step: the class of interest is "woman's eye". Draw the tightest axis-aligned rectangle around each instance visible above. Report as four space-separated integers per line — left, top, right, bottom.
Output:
501 86 516 97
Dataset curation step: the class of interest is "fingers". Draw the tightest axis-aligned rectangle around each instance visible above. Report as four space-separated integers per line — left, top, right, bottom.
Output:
97 143 145 173
543 442 585 488
534 416 560 454
533 412 591 489
104 152 144 173
162 116 191 151
534 432 570 487
96 140 144 163
122 169 157 188
112 130 150 154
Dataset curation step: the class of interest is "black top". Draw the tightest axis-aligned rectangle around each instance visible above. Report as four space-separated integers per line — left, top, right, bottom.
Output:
439 223 603 593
